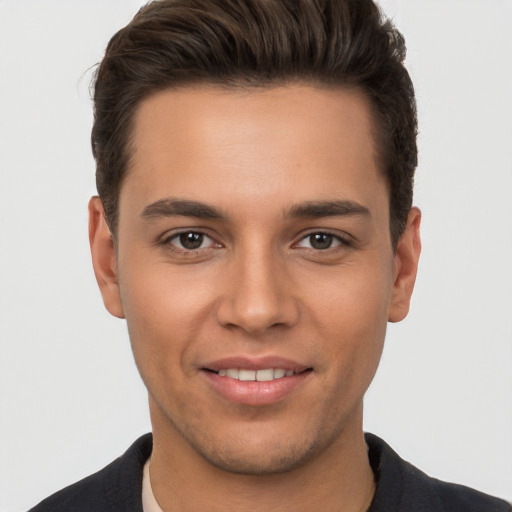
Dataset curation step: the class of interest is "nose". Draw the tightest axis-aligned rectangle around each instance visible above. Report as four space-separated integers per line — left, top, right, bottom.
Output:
215 248 300 335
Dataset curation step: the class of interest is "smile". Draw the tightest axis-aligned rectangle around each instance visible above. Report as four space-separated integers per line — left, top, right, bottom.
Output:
217 368 296 381
202 361 312 405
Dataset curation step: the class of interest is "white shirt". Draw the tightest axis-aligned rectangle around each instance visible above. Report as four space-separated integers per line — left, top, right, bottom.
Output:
142 460 164 512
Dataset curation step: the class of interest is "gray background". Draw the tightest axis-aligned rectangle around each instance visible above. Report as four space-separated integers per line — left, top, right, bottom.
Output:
1 1 511 510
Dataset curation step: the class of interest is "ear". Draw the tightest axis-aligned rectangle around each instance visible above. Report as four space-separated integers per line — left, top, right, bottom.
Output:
88 197 125 319
388 207 422 323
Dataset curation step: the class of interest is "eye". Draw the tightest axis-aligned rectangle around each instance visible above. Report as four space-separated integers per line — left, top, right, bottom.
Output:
166 231 217 251
295 232 347 250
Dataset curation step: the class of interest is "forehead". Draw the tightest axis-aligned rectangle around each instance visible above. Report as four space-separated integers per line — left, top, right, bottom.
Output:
122 84 387 218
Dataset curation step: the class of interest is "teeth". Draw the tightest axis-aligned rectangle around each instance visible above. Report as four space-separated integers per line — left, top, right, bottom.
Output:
256 369 274 381
239 369 256 381
217 368 295 381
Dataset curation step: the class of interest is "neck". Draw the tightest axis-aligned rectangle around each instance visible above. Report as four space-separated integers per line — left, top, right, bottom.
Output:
148 403 375 512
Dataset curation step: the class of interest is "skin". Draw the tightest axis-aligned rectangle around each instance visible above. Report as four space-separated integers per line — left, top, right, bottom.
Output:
89 84 421 511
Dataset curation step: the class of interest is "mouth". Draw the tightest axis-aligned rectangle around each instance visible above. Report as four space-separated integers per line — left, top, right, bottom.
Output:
204 367 311 381
201 358 313 405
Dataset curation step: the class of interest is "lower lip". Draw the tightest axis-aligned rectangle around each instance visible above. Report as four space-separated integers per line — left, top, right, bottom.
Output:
202 370 311 406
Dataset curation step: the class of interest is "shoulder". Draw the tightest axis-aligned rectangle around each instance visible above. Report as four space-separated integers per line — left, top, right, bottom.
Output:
365 433 511 512
28 434 152 512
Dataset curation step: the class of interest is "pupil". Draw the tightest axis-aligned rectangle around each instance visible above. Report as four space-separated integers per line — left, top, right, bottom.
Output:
310 233 332 250
180 232 203 249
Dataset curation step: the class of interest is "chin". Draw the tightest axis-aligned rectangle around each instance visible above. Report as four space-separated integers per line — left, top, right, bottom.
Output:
199 441 321 475
181 420 340 476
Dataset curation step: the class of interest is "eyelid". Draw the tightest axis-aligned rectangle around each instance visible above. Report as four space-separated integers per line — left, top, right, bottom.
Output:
293 229 353 249
157 227 353 253
160 228 222 250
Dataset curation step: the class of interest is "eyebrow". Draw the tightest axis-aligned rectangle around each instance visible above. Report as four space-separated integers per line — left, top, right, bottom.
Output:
140 198 370 222
141 198 225 220
286 200 370 219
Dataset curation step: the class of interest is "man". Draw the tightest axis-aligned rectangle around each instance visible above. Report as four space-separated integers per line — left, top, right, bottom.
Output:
28 0 511 510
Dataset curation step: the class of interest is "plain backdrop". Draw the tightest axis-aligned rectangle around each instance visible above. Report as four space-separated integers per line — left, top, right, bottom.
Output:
1 1 511 510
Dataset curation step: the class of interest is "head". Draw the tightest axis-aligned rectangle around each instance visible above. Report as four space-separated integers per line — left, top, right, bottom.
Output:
89 0 421 480
91 0 417 249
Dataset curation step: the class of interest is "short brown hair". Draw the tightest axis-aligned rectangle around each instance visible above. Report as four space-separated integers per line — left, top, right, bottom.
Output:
92 0 417 247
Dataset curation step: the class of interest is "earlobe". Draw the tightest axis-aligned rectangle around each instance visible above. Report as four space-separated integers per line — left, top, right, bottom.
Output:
88 197 125 319
388 207 422 323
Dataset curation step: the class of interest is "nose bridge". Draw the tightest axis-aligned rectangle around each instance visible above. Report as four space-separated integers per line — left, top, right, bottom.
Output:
216 238 299 334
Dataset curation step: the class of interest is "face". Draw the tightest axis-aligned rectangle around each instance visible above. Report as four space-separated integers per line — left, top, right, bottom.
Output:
90 84 420 475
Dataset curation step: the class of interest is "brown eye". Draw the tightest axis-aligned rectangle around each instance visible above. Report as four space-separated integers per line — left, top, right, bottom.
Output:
179 232 204 249
308 233 334 250
167 231 212 250
295 232 348 251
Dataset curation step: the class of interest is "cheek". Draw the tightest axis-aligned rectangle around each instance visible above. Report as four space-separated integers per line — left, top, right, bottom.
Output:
304 260 392 379
118 263 217 374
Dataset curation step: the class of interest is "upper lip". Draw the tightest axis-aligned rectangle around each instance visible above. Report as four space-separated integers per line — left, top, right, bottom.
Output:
202 356 311 373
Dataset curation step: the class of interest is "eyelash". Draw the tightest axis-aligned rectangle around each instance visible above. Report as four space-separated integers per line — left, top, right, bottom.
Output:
294 231 352 251
161 229 351 253
162 230 219 252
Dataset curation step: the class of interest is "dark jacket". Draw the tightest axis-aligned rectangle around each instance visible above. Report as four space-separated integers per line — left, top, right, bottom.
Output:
29 433 511 511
